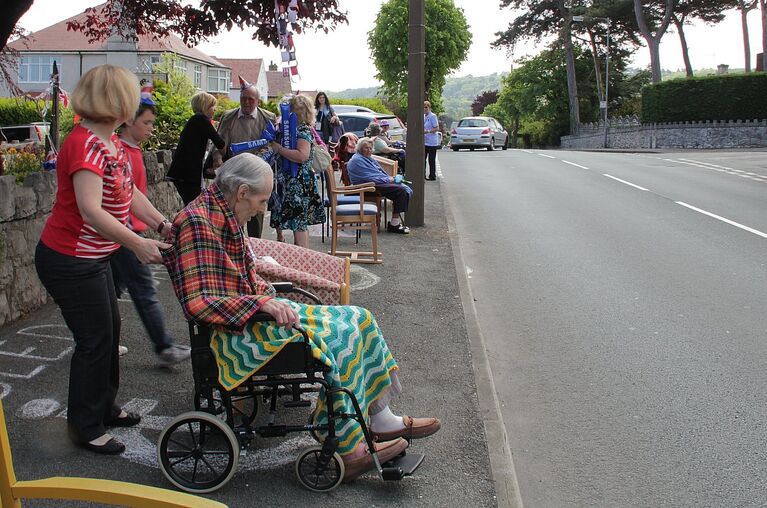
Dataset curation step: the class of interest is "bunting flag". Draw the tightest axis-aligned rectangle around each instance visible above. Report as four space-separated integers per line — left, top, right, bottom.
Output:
275 0 301 82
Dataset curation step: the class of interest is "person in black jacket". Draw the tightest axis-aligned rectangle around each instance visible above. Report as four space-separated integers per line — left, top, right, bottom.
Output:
166 92 226 205
314 92 339 144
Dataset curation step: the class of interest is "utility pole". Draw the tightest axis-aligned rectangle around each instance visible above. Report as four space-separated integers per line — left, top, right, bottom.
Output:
404 0 425 226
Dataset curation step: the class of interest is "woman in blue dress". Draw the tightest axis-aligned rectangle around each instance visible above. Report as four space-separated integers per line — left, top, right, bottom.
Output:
269 94 326 248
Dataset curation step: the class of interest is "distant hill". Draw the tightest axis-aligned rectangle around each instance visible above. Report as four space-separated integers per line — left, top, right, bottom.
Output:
329 72 506 119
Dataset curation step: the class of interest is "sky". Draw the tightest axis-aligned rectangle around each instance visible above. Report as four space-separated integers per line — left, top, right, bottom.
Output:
15 1 767 93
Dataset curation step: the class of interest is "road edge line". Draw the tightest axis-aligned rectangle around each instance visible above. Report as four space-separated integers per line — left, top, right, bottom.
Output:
441 166 524 508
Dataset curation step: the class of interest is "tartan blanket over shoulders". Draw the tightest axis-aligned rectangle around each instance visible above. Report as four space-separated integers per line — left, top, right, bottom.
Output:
161 183 274 332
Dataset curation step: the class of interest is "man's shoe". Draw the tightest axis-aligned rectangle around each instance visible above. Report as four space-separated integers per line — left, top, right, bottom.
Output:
157 345 191 368
372 415 441 442
386 223 410 234
342 437 408 482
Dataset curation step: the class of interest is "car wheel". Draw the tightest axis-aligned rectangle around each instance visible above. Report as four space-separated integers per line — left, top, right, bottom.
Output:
487 138 494 151
502 136 508 150
469 147 475 151
452 146 459 151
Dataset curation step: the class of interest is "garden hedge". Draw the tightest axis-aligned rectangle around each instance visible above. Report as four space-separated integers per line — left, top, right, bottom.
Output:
642 73 767 123
0 98 49 126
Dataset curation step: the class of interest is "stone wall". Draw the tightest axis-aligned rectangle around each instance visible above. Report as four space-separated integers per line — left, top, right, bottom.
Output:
560 118 767 150
0 150 182 327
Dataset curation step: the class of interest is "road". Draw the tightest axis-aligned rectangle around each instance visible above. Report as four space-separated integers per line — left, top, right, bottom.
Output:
440 148 767 507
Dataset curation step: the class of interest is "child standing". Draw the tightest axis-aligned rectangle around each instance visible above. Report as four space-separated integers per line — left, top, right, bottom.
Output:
111 94 191 368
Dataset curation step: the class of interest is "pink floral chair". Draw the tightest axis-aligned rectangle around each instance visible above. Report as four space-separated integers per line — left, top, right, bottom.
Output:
249 238 351 305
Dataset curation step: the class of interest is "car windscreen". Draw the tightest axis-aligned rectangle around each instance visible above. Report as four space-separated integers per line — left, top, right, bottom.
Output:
458 119 489 128
339 116 372 133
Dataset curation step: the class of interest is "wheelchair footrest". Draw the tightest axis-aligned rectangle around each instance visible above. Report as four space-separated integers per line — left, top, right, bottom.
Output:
381 452 425 481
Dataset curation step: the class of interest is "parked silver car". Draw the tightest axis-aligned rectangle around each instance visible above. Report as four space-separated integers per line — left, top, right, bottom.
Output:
450 116 508 151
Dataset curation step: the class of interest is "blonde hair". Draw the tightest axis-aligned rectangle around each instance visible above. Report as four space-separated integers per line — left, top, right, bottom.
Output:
191 92 217 114
71 65 139 124
424 100 432 109
290 94 315 125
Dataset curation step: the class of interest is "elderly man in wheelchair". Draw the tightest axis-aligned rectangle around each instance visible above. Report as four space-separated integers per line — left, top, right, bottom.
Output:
159 153 440 493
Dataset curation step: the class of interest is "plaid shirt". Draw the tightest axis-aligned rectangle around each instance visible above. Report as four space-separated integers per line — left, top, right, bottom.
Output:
162 183 273 332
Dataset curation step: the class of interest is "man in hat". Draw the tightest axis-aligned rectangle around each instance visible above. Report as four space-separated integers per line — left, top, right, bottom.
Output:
211 76 276 237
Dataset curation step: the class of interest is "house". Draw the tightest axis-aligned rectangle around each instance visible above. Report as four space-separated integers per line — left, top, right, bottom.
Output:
1 7 237 99
265 61 293 102
215 58 268 102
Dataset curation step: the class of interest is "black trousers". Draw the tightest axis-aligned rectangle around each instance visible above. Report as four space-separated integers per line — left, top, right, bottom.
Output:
173 180 202 206
425 145 438 178
35 242 121 443
374 184 410 214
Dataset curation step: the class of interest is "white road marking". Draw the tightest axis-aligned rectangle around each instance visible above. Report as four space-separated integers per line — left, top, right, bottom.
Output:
675 201 767 239
18 398 61 419
562 160 589 169
350 265 381 291
603 174 649 191
0 383 11 399
536 153 556 159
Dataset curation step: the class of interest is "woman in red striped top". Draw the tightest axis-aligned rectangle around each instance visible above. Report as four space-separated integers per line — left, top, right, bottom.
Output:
35 65 172 455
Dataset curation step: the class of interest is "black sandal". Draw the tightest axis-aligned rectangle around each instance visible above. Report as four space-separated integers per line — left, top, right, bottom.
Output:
104 411 141 428
80 437 125 455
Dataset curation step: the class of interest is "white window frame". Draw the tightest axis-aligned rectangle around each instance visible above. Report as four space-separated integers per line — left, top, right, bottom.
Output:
19 55 60 84
207 69 230 93
194 64 202 89
174 58 188 74
149 54 161 71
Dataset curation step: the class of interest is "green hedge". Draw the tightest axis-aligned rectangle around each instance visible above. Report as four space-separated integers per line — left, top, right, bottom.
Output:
0 98 49 126
642 73 767 123
328 97 392 114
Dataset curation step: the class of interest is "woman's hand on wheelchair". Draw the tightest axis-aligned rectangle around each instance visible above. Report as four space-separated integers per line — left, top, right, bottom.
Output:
261 298 300 329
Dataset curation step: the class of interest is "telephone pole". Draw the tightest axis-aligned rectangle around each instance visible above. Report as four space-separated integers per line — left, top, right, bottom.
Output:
404 0 425 226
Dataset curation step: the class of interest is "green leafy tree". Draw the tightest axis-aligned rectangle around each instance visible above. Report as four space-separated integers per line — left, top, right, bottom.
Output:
634 0 676 83
368 0 471 112
146 78 193 151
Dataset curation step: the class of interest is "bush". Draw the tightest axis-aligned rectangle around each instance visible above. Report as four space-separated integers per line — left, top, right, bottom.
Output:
0 98 48 126
329 97 392 114
642 73 767 123
0 144 45 184
146 79 193 151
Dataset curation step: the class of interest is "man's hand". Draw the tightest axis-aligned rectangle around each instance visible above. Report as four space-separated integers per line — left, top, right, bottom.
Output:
260 299 300 329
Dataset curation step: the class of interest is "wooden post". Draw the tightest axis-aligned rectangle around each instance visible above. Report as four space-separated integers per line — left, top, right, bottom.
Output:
50 60 60 151
404 0 425 226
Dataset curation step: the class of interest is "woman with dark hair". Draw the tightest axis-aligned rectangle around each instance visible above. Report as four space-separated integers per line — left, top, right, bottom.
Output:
332 133 358 185
314 92 339 144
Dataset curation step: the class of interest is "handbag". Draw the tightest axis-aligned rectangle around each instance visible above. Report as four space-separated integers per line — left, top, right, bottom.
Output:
312 144 332 172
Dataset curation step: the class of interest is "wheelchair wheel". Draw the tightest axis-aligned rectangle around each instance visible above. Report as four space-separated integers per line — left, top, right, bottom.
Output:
295 445 345 492
157 411 240 494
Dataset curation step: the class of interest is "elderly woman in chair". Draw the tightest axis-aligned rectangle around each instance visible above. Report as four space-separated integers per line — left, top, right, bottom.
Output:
162 153 439 481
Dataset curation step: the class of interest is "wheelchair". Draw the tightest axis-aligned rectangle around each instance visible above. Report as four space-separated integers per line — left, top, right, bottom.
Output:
156 283 424 493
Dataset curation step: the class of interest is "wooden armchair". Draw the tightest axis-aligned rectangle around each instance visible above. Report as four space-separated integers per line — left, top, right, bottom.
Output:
323 166 382 264
0 400 226 508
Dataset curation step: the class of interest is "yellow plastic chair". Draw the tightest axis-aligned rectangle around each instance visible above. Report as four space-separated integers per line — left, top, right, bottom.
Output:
0 400 227 508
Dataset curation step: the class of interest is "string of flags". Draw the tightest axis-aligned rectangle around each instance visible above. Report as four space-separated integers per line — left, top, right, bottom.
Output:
275 0 300 80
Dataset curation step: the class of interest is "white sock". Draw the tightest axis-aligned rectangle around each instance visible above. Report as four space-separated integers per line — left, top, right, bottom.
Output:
370 406 404 433
390 217 401 226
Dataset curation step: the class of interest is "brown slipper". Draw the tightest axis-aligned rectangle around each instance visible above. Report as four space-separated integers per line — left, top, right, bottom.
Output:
342 437 408 482
372 415 441 442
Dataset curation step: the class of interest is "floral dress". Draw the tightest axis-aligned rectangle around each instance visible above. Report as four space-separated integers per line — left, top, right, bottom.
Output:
270 124 326 231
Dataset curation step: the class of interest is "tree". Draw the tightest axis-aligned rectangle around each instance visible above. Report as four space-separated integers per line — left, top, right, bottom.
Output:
1 0 348 52
494 0 587 135
762 0 767 70
634 0 676 83
471 90 499 116
737 1 758 72
367 0 471 112
670 0 737 78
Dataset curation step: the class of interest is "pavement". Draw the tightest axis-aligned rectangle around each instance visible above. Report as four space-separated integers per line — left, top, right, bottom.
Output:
0 168 505 507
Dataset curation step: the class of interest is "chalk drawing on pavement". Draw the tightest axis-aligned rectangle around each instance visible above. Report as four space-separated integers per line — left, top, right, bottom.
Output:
0 383 11 400
21 396 319 471
350 265 381 291
0 325 73 380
